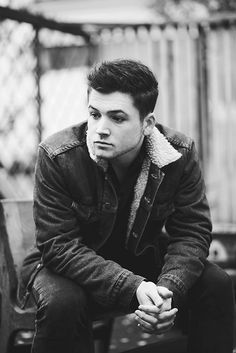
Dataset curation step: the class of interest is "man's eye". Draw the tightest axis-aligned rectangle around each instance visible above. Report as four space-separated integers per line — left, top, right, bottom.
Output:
111 116 125 123
89 112 100 119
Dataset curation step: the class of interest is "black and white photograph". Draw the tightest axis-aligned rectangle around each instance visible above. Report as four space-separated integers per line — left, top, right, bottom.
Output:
0 1 236 352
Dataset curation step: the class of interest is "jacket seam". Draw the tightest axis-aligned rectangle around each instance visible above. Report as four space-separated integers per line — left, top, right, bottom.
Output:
167 136 193 150
111 270 129 302
39 145 74 200
170 140 191 150
40 141 84 159
39 144 54 160
159 274 187 295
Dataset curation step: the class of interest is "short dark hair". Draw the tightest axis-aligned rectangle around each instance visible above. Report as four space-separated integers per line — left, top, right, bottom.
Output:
87 59 158 119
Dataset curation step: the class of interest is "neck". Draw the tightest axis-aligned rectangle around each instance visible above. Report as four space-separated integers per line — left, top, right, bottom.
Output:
111 139 144 183
111 164 127 183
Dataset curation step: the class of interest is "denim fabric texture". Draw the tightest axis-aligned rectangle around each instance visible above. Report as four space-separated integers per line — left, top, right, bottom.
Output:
30 261 235 353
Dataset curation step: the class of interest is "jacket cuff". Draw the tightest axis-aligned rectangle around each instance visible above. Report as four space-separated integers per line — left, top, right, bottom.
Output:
157 274 187 308
117 273 146 312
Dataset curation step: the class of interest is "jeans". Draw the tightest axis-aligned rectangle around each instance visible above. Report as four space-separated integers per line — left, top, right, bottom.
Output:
30 261 235 353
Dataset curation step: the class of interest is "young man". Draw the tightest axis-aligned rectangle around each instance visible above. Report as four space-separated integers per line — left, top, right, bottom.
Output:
22 59 234 353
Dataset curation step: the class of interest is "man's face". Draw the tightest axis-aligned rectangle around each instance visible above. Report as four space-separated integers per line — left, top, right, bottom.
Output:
87 89 146 164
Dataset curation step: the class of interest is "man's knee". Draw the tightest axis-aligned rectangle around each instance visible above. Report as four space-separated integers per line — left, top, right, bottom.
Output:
200 261 233 297
33 268 90 327
189 261 234 316
45 285 88 322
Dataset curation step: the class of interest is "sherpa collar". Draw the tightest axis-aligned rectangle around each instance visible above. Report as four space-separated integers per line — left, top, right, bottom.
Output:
86 126 182 243
86 126 182 170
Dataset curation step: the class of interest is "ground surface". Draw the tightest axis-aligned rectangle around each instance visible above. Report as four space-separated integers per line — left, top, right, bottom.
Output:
104 314 187 353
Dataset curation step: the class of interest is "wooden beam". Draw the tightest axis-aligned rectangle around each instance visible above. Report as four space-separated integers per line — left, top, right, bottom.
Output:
0 6 90 41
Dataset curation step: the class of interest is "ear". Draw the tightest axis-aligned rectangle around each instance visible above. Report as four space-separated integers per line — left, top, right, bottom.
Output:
143 113 156 136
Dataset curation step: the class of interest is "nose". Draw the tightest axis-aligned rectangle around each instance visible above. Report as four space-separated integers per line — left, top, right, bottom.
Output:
96 117 111 138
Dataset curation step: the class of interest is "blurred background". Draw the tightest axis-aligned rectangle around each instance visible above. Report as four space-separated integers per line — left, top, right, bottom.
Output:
0 0 236 227
1 0 236 227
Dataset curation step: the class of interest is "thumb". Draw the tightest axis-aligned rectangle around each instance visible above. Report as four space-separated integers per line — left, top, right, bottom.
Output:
149 286 164 308
157 286 173 299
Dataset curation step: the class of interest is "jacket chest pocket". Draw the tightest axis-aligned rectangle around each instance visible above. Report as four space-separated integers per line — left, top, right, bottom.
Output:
150 202 175 220
71 201 99 223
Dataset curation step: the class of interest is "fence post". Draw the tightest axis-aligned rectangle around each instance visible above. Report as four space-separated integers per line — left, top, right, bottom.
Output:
34 28 43 145
195 24 209 173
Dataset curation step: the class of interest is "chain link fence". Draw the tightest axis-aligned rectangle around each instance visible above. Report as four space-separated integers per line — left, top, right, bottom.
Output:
0 20 37 171
0 6 92 197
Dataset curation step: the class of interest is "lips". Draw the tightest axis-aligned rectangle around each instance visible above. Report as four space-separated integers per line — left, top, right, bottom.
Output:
94 141 112 146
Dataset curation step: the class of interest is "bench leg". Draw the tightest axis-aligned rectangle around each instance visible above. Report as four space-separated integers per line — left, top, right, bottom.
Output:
93 318 114 353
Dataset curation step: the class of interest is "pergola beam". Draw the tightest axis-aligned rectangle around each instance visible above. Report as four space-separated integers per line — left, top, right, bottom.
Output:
0 6 90 41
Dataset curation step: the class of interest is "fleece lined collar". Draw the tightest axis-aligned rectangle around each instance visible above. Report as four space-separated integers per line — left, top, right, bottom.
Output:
87 126 182 242
126 127 182 241
86 126 182 170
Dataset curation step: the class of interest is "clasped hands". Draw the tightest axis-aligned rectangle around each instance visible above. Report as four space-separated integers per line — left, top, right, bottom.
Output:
135 281 178 335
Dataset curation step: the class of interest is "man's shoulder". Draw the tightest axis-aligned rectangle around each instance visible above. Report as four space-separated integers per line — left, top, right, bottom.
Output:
156 123 193 150
39 121 87 158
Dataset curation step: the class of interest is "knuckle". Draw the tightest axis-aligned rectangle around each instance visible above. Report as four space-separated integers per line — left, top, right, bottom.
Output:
152 318 158 325
140 313 145 320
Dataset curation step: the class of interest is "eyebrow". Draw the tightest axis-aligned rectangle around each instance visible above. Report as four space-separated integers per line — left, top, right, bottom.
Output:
88 105 126 115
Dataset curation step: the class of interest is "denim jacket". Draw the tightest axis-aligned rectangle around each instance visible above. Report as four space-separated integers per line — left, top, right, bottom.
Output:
22 121 212 311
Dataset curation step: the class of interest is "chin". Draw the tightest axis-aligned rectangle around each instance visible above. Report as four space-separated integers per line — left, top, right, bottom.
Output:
94 151 113 159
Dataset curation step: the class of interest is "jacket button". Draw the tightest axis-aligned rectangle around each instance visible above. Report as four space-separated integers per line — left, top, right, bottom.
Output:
151 173 158 179
104 202 111 209
144 196 151 204
132 232 138 239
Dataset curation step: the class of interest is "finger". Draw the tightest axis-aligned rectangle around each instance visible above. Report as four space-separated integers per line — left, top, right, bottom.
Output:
137 322 156 334
156 320 175 334
145 285 164 309
158 308 178 322
135 316 156 333
150 290 163 309
138 325 156 334
138 304 161 314
135 310 158 326
160 297 172 312
157 286 173 299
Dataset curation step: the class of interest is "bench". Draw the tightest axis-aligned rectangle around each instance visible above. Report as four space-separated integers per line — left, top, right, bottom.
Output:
0 199 36 353
208 223 236 282
0 199 235 353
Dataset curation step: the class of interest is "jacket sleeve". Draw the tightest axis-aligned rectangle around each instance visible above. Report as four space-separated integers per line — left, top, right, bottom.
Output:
34 146 144 310
157 141 212 304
